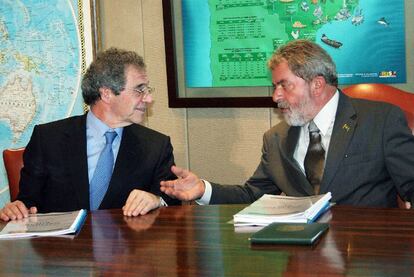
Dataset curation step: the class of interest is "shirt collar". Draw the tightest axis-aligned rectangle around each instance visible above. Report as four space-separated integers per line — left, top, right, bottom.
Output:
311 90 339 136
86 111 123 138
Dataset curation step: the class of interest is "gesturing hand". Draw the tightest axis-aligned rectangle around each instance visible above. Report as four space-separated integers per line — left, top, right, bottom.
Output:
160 165 205 201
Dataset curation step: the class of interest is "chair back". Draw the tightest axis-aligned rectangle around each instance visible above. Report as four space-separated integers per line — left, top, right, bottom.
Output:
3 148 25 201
342 84 414 134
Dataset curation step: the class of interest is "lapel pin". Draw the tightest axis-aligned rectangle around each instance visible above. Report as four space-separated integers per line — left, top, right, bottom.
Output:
342 123 350 132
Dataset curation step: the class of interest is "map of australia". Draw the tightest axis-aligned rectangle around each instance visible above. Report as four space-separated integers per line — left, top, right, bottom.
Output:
0 0 89 205
182 0 405 87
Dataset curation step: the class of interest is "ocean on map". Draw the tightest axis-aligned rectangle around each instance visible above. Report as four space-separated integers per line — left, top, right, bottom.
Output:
182 0 212 87
317 0 405 84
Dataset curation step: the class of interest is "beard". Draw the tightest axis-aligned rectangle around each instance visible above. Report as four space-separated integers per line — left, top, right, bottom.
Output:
277 93 313 126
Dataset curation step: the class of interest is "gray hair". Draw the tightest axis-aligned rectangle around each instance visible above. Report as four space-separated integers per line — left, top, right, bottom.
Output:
268 40 338 86
81 47 146 105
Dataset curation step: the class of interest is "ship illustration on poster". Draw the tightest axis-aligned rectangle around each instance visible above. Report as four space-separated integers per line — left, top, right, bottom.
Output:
321 34 343 48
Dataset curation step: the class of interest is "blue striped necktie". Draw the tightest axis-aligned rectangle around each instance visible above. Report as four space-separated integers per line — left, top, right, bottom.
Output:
90 131 117 210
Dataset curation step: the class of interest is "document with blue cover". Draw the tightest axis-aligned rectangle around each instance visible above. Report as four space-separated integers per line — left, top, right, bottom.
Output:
233 193 331 226
0 209 87 239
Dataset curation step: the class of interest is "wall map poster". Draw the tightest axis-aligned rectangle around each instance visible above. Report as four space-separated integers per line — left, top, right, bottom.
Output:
0 0 95 206
182 0 406 88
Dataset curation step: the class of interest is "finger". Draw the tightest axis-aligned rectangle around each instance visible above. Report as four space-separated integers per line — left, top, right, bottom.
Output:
160 185 171 193
129 194 160 216
125 200 144 217
162 188 188 201
137 203 152 216
160 180 177 188
132 200 147 216
124 193 144 216
123 190 139 213
29 207 38 214
171 165 190 178
16 201 30 217
4 207 21 221
0 211 10 222
8 202 29 220
160 186 178 197
134 198 159 216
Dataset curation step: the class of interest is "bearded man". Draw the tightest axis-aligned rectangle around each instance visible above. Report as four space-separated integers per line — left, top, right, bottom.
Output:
160 40 414 208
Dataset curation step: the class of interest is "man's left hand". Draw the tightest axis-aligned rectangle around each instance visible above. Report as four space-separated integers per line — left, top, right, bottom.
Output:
122 189 161 216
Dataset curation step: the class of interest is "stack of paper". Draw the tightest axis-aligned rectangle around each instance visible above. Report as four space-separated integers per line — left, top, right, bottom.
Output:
233 193 332 226
0 209 87 239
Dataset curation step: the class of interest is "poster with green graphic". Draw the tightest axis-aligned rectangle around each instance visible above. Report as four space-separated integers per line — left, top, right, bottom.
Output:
182 0 406 87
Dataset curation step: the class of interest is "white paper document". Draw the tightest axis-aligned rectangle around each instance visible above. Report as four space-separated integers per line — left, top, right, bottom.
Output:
0 209 87 239
233 193 332 226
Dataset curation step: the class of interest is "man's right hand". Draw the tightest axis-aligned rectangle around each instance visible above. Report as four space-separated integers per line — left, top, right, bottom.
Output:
0 200 37 222
160 166 205 201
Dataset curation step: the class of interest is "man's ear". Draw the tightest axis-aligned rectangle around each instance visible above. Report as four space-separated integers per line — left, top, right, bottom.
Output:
98 87 113 103
310 76 326 97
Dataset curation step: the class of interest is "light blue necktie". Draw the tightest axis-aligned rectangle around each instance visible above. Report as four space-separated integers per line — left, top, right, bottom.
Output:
90 131 117 210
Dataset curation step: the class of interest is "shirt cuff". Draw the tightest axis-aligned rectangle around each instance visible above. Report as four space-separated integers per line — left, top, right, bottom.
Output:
195 180 212 205
160 197 168 207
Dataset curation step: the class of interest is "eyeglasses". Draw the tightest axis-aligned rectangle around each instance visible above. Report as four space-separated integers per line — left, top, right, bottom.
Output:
122 85 154 97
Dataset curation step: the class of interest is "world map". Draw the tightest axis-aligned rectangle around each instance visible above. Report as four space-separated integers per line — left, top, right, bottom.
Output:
0 0 89 206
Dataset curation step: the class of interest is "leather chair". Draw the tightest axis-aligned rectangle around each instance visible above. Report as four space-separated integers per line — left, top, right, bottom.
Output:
343 84 414 208
2 148 25 201
342 83 414 134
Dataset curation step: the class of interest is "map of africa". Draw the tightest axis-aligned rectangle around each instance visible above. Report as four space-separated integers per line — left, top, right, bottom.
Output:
182 0 405 87
0 0 89 206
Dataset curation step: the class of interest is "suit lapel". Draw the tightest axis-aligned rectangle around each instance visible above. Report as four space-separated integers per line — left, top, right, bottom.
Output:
322 92 357 192
279 126 300 169
62 115 90 208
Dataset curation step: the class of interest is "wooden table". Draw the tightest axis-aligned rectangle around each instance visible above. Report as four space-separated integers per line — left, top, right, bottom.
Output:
1 204 414 276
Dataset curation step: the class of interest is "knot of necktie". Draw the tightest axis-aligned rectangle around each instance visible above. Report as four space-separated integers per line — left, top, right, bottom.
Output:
308 120 319 133
105 131 117 145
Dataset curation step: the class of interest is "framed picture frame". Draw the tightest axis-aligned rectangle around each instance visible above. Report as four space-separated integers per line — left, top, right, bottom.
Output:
82 0 100 68
162 0 275 108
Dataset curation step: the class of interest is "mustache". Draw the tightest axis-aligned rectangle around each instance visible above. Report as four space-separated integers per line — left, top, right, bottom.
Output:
136 105 146 111
276 101 289 109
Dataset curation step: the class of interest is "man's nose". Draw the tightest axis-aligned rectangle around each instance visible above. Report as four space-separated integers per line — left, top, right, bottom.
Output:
143 93 153 103
272 86 283 103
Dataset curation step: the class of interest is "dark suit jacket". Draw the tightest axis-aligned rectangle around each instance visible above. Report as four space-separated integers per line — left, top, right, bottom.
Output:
17 114 180 212
211 92 414 207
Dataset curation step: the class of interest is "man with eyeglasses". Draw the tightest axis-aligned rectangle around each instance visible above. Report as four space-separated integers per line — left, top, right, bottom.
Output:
1 48 180 221
160 40 414 208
